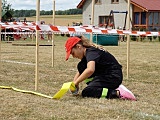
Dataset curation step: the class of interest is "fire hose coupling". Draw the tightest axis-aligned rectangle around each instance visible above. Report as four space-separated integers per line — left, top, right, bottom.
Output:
69 82 79 95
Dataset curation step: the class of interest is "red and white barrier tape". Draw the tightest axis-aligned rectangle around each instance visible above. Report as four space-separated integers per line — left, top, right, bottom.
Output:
0 22 160 36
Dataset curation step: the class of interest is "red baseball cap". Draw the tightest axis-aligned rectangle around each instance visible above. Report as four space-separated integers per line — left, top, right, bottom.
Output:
65 37 81 60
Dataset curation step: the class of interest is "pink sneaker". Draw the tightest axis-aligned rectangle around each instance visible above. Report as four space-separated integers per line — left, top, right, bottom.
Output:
116 85 136 101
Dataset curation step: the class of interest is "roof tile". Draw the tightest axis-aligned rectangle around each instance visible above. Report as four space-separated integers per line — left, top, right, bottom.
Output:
77 0 160 11
131 0 160 11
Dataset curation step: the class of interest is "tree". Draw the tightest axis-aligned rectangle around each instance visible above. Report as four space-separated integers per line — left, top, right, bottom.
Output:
2 0 14 14
2 0 14 22
13 9 82 17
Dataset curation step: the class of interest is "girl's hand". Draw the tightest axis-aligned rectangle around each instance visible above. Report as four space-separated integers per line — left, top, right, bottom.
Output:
69 82 79 96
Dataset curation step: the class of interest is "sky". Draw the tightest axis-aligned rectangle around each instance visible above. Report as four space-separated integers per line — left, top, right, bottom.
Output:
7 0 81 11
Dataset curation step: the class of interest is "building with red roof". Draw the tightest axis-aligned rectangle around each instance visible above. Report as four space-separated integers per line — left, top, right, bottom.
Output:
77 0 160 31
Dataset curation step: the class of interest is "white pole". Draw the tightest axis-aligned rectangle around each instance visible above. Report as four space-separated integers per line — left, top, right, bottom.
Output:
127 0 131 79
0 0 2 69
35 0 40 91
52 0 55 67
90 0 95 42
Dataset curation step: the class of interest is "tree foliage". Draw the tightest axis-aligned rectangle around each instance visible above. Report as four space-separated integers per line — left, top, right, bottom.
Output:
13 9 36 17
13 8 82 17
2 0 14 14
2 0 14 21
2 0 82 18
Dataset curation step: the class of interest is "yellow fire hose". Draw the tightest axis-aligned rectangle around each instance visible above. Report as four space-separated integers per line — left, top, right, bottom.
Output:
0 82 76 99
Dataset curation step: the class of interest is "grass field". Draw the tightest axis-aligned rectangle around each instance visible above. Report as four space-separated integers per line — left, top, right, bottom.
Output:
26 14 83 26
0 35 160 120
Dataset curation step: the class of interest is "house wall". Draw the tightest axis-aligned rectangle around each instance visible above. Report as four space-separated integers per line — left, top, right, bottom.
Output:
82 0 132 29
133 6 143 12
82 0 92 25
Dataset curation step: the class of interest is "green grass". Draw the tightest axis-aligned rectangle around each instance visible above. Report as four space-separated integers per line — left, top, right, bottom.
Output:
0 36 160 120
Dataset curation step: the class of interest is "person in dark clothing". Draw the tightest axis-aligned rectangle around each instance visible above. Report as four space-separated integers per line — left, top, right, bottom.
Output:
65 36 136 100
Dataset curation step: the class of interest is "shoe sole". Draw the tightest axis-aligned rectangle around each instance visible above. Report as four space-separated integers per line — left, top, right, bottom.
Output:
116 85 136 101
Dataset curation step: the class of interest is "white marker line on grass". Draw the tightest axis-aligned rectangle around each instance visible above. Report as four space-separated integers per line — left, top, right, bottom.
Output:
1 60 35 66
92 103 160 119
123 109 160 120
137 112 160 120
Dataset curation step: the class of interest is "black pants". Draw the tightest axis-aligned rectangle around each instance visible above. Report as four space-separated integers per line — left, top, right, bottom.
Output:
82 69 123 98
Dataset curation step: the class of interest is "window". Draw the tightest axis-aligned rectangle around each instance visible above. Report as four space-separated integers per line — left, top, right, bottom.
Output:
111 0 119 4
154 12 159 25
134 12 147 25
149 12 153 25
134 12 140 24
159 12 160 25
141 12 146 25
95 0 101 4
99 16 113 27
149 12 160 26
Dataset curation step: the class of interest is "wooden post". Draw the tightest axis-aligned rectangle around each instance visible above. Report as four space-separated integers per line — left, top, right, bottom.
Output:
90 0 95 42
4 28 6 41
52 0 55 67
127 0 131 79
32 31 34 42
35 0 40 91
